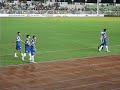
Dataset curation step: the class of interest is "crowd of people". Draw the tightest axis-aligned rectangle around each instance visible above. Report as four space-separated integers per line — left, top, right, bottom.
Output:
0 1 66 10
0 1 87 14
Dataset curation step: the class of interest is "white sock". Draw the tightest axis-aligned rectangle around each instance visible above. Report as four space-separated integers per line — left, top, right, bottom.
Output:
14 53 18 57
22 53 26 60
21 53 26 60
15 53 17 56
99 45 103 51
31 56 34 62
106 45 109 52
29 53 31 60
23 53 26 57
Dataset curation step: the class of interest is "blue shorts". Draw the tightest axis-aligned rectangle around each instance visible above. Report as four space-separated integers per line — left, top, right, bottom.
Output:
31 48 36 55
25 46 31 53
16 42 21 50
101 38 108 46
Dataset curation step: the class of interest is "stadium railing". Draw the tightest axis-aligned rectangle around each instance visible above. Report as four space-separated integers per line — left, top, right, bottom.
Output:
0 9 120 15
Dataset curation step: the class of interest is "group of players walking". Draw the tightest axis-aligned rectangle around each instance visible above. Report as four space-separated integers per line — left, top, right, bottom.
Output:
14 32 36 63
14 29 109 63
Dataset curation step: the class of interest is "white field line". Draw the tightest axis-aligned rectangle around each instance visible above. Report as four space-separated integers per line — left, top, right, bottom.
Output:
0 43 15 46
59 78 120 90
0 44 120 67
35 54 120 65
0 44 120 55
38 44 120 53
0 44 120 57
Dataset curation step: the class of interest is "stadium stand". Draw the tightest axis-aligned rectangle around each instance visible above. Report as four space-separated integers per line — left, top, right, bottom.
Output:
0 0 120 16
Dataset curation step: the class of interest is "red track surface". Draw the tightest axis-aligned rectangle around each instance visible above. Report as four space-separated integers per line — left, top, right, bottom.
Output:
0 55 120 90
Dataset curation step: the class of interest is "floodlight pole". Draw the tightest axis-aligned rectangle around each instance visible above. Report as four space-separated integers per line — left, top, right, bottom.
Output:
113 0 116 6
113 0 118 16
71 0 74 9
97 0 101 16
72 0 74 4
85 0 87 5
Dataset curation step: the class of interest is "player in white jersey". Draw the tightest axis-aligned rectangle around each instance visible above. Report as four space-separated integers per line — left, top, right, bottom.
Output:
22 35 31 60
98 29 110 52
30 35 36 63
14 32 23 57
98 29 105 51
100 30 104 43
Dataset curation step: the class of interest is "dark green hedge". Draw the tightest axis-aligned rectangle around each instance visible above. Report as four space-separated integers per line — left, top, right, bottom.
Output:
104 15 120 17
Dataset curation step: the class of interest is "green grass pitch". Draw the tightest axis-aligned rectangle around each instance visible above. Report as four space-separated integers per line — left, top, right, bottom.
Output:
0 17 120 66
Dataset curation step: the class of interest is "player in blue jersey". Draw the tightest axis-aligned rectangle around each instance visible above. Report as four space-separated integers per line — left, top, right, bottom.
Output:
98 29 105 51
14 32 23 57
30 35 36 63
98 29 110 52
22 35 31 60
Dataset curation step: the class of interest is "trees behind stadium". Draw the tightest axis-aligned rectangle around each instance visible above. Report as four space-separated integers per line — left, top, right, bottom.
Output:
8 0 120 3
55 0 119 3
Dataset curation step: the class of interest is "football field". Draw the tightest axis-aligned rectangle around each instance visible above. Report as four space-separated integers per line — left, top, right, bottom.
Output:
0 17 120 66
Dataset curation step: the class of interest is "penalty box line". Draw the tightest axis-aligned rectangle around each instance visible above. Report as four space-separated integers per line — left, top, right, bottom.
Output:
0 44 120 57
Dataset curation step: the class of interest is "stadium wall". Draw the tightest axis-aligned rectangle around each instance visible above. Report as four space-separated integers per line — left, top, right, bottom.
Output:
0 14 104 17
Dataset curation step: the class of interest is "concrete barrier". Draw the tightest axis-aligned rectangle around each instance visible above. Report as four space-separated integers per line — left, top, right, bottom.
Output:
0 14 104 17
